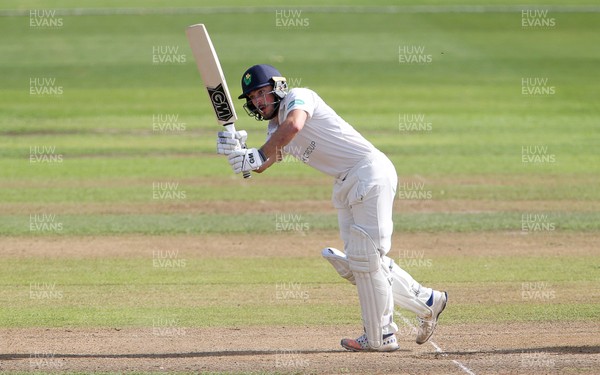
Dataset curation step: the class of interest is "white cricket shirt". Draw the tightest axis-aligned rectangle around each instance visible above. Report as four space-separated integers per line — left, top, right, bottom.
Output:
266 88 376 179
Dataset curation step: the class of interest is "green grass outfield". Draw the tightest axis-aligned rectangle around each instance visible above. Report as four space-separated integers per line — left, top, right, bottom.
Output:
0 0 599 335
1 256 598 327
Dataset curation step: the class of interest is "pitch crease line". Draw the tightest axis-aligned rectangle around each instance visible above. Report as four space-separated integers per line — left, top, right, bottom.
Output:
395 310 476 375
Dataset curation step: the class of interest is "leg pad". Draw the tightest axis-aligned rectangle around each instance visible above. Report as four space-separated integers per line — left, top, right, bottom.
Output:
346 225 395 348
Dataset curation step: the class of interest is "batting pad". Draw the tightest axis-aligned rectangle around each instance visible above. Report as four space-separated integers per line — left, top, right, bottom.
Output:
346 225 395 349
323 247 433 318
321 247 356 284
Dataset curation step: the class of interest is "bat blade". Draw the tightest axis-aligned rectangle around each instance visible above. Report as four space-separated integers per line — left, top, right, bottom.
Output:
186 23 251 179
186 24 238 126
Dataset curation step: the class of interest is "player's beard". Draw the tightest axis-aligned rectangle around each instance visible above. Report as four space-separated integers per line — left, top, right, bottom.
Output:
258 101 278 120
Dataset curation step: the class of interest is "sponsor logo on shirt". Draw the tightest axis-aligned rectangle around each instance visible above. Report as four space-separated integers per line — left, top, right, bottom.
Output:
301 141 316 163
287 99 305 110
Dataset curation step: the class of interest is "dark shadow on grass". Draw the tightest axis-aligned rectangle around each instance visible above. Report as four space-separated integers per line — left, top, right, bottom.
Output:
0 348 410 361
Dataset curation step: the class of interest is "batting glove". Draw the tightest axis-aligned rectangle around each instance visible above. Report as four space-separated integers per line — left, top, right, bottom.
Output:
228 148 266 174
217 130 248 155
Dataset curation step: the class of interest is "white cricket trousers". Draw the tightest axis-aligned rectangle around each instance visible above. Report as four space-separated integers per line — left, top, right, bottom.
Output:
332 150 398 336
332 150 397 255
332 150 435 322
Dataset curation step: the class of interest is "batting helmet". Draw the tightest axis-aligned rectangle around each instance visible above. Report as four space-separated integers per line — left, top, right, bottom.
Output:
238 64 283 99
238 64 288 120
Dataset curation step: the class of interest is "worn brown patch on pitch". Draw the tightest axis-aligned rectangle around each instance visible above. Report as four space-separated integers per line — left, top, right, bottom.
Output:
0 231 597 259
1 322 598 374
1 232 599 373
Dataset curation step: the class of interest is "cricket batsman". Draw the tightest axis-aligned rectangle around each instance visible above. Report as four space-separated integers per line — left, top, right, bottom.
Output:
217 64 448 352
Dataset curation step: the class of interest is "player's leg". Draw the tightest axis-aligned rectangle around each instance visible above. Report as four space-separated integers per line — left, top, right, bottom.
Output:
349 153 447 345
322 247 355 284
324 246 447 345
386 255 448 344
339 159 398 351
322 247 436 316
336 206 354 251
326 207 356 283
329 152 446 347
340 225 398 352
324 199 431 314
332 172 398 351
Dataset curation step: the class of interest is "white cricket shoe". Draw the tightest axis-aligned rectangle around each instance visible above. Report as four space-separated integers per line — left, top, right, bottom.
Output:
416 290 448 345
341 333 399 352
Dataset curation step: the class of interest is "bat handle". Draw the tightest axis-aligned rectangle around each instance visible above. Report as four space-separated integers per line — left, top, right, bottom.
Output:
241 155 252 180
224 123 251 179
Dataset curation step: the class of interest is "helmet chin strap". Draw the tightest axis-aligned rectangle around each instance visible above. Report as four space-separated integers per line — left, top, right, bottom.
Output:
256 90 282 120
259 101 280 120
243 87 286 121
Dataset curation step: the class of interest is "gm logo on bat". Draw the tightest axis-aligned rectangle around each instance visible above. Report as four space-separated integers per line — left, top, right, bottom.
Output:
207 84 233 122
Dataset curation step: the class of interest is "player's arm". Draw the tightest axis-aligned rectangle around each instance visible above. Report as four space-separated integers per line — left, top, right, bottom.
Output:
226 109 308 175
255 109 308 173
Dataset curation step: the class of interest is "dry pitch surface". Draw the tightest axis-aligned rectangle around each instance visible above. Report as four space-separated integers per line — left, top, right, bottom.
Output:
2 232 599 374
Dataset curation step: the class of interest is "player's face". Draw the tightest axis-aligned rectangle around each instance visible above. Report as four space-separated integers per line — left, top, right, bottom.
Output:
248 86 276 118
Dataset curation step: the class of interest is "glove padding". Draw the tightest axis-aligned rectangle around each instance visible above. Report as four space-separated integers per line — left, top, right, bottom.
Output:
228 148 266 174
217 130 247 155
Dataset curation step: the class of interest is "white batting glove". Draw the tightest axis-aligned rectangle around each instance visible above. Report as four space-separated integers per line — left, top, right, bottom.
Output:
228 148 266 174
216 130 248 155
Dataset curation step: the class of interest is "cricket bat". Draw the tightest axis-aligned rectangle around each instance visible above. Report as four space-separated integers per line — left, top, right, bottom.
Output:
186 23 251 179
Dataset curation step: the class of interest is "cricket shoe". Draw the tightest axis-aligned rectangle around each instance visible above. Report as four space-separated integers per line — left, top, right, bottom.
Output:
341 333 399 352
416 290 448 345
